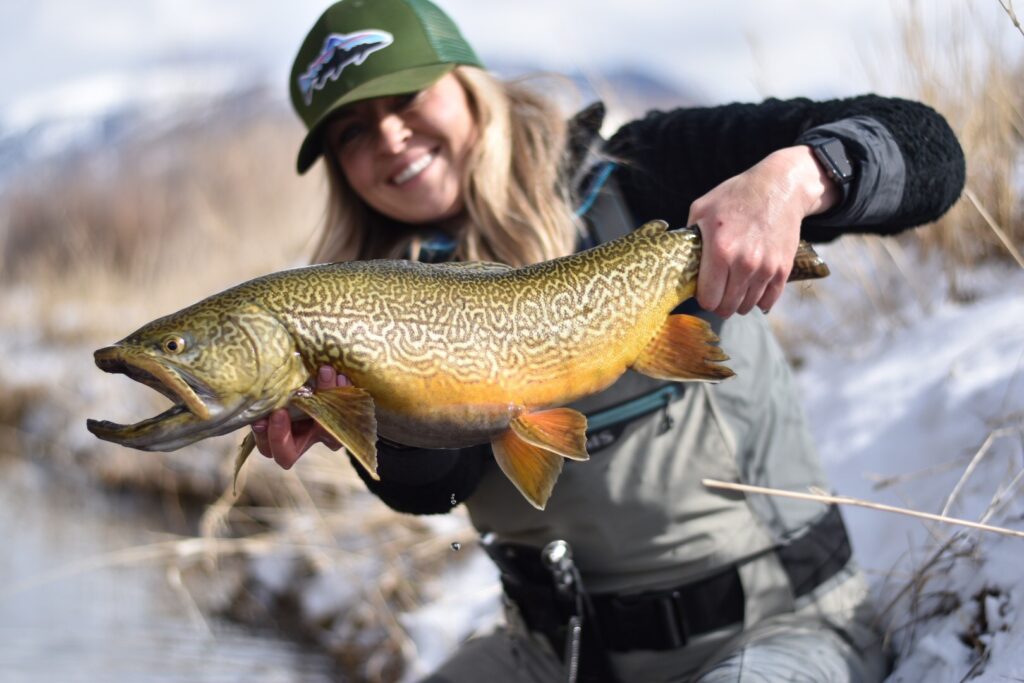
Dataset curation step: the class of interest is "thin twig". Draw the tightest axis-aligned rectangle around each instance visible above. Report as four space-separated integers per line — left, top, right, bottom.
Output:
165 563 214 636
868 456 973 491
878 466 1024 620
999 0 1024 37
875 237 933 314
0 534 295 602
941 428 1017 517
963 187 1024 269
701 478 1024 539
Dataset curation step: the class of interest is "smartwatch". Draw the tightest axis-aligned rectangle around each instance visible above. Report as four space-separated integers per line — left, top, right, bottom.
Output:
808 137 854 186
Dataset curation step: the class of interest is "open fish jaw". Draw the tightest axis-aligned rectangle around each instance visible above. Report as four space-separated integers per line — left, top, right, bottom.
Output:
86 403 200 451
93 346 212 420
87 346 228 450
95 353 185 406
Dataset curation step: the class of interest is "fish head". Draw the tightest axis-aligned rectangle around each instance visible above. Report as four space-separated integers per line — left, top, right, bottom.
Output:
87 300 308 451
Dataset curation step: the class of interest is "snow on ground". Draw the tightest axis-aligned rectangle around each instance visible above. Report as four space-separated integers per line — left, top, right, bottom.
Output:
402 267 1024 681
800 267 1024 682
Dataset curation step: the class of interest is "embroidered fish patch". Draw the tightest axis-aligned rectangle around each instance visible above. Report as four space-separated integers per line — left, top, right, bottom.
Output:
298 30 394 105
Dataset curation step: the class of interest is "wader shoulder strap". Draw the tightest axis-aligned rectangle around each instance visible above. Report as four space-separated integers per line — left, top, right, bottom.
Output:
575 161 635 245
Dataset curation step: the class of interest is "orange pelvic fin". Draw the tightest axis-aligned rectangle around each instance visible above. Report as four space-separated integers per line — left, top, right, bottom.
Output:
493 408 589 510
633 314 735 383
292 386 379 480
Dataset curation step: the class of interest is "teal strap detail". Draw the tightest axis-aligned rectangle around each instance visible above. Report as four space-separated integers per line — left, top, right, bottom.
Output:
586 384 682 432
574 161 617 218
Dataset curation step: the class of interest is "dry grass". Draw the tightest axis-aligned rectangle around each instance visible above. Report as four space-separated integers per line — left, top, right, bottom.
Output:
0 91 338 494
893 2 1023 291
191 487 480 683
774 3 1024 355
0 91 324 339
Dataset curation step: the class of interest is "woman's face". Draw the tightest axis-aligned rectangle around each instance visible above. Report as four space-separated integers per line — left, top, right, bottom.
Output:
325 73 477 225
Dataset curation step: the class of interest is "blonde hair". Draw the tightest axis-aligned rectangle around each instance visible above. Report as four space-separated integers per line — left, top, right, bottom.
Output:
311 66 580 266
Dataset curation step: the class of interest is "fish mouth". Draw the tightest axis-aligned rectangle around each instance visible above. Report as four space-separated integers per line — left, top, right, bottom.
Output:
93 346 212 419
86 346 224 451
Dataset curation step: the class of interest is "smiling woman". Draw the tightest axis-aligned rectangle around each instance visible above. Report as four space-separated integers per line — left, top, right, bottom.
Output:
308 68 579 268
327 75 478 225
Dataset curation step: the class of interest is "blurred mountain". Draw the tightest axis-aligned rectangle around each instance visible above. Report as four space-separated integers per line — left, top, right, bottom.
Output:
0 65 293 191
490 61 704 126
0 62 698 190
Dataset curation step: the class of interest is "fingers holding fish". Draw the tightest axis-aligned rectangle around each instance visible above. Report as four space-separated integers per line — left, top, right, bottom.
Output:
688 146 834 317
754 276 786 315
253 366 349 469
690 212 797 318
316 365 351 390
719 244 778 317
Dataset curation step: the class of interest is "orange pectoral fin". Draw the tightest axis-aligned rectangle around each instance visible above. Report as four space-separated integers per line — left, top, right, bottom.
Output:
509 408 589 462
292 386 379 480
492 430 566 511
633 314 735 383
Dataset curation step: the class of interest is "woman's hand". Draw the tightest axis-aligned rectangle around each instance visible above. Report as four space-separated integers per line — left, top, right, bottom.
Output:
687 145 840 317
250 366 348 470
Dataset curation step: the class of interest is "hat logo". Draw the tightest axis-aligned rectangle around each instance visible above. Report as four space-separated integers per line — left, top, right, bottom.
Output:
298 29 395 106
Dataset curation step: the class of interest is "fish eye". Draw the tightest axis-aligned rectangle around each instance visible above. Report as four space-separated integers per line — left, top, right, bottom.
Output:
162 336 186 354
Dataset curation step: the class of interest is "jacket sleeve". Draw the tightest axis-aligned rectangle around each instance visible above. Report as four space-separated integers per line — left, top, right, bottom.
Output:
348 441 490 515
604 95 965 242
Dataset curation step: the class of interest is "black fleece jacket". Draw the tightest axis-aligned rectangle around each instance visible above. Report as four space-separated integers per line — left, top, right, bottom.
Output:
607 95 964 241
352 94 966 515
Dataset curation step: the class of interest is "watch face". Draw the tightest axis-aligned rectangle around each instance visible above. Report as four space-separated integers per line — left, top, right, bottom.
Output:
815 138 853 183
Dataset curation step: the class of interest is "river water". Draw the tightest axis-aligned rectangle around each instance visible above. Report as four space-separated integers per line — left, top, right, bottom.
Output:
0 456 339 683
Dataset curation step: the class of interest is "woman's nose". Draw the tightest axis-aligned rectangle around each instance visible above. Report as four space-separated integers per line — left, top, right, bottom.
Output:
377 113 410 153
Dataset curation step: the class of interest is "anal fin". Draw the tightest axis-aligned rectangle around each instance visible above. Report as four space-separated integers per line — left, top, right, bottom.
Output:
492 407 589 510
492 430 566 511
633 314 735 382
509 408 589 461
292 386 379 480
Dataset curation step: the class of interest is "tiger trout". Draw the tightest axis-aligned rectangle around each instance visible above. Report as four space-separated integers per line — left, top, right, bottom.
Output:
87 220 828 509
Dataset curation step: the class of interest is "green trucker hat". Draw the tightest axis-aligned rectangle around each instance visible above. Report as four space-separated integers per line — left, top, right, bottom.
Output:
290 0 483 174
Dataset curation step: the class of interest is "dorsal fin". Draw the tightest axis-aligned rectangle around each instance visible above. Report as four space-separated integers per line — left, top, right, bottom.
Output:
633 219 670 237
435 261 515 274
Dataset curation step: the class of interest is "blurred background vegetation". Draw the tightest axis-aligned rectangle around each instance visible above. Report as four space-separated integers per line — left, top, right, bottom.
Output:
0 3 1021 682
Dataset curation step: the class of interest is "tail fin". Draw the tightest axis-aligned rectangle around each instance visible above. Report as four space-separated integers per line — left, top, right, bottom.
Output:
789 240 830 281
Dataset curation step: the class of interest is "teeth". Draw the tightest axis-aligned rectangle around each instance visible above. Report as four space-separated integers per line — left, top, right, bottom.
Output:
393 153 434 185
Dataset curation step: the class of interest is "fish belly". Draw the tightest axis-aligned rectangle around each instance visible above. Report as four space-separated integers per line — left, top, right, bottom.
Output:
374 402 512 449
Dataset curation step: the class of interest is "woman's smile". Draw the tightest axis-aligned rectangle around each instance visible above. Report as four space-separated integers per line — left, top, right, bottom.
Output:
391 150 437 186
327 73 477 224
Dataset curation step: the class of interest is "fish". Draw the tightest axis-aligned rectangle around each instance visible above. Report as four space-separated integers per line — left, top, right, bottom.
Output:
87 220 829 510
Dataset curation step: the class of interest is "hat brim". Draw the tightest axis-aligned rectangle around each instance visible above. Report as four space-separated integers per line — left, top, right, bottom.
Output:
295 63 456 174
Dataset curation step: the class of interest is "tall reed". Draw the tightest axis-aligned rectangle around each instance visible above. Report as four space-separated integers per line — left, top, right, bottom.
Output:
896 2 1023 290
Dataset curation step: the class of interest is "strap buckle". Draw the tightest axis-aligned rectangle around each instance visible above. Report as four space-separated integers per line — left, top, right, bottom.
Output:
659 590 692 649
603 589 692 650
